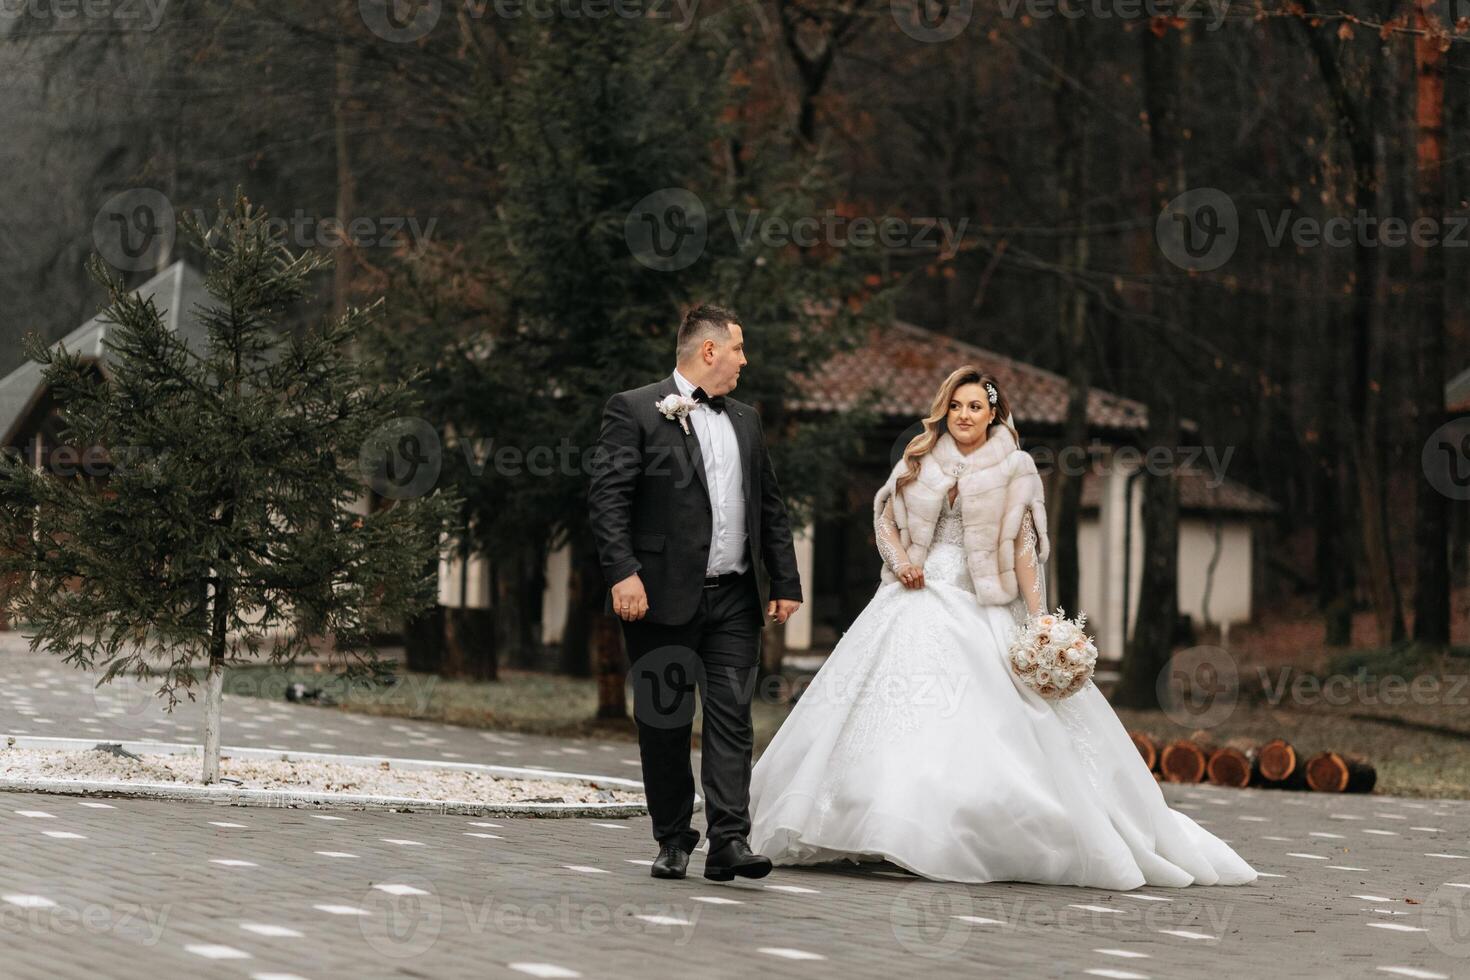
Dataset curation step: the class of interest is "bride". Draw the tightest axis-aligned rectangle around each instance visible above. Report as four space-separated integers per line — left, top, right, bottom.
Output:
748 366 1257 890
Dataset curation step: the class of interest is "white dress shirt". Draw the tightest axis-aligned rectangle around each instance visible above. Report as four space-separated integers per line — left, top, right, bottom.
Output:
673 368 749 577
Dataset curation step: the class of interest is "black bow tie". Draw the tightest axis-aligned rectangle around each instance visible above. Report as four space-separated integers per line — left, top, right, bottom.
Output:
691 386 726 414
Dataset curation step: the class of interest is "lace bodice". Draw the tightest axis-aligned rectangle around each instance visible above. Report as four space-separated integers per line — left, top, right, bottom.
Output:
876 487 1045 612
874 488 973 593
922 491 974 593
932 489 965 546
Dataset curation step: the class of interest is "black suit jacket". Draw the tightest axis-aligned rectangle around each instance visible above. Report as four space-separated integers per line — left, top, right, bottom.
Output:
587 374 803 625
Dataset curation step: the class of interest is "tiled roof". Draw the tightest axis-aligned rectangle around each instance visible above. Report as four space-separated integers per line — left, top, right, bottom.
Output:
791 319 1272 515
1080 467 1280 516
0 262 211 447
791 319 1154 433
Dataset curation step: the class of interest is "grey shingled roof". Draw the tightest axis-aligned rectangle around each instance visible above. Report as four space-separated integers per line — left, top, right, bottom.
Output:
0 262 211 447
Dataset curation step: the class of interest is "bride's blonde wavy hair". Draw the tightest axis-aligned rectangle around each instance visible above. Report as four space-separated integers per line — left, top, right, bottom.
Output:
894 365 1019 493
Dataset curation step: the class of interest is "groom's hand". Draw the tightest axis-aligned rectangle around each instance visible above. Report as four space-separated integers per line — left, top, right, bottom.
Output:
611 573 649 621
767 599 801 625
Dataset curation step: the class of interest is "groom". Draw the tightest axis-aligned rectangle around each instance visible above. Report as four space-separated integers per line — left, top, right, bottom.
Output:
587 304 803 881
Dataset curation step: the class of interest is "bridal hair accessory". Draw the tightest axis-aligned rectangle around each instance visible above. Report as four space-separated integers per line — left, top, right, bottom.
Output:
984 381 999 405
1007 607 1097 700
656 393 698 434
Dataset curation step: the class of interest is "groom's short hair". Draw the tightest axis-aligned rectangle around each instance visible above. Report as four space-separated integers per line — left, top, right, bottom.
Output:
676 303 739 362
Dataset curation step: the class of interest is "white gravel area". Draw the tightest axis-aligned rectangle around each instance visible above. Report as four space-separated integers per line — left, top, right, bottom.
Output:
0 747 643 805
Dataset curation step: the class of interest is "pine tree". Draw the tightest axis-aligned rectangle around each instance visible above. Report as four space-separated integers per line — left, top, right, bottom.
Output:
364 12 895 700
0 192 458 782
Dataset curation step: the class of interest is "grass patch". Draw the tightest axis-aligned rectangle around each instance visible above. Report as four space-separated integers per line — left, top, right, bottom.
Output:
221 661 1470 799
1115 702 1470 800
1324 641 1442 679
220 663 617 736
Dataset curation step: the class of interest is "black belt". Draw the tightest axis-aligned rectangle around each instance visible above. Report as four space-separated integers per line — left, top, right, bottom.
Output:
703 569 746 589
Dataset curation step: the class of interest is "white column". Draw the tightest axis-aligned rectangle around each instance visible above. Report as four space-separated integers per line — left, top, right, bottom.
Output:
437 548 460 606
784 523 815 650
1125 473 1145 644
541 541 572 645
438 542 491 608
1096 456 1132 659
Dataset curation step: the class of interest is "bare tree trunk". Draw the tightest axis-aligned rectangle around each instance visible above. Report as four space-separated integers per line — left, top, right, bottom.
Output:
403 601 446 674
1299 8 1405 646
761 611 788 681
443 607 497 680
493 543 541 670
593 614 626 720
1412 0 1451 648
560 537 600 677
1316 419 1355 644
774 0 873 147
1114 16 1184 711
442 541 497 680
332 30 357 321
154 4 184 276
203 571 229 783
1052 4 1090 614
202 660 223 783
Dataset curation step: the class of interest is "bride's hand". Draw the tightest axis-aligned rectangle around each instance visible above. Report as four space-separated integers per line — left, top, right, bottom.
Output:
898 564 924 589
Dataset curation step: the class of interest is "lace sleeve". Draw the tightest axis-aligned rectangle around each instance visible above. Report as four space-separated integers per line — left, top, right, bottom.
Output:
875 497 913 575
1015 507 1046 615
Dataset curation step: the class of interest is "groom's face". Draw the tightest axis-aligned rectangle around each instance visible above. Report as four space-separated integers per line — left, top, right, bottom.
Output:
705 322 747 395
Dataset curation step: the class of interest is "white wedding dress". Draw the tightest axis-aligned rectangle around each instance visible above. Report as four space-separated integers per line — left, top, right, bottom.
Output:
748 490 1257 889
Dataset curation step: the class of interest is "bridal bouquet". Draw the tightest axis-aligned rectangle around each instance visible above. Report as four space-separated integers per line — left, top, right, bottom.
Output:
1007 608 1097 701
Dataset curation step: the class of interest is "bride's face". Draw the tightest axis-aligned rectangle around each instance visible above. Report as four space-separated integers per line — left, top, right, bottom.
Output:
947 382 992 448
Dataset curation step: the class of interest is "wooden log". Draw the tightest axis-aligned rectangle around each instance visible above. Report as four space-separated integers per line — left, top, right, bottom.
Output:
1129 731 1160 771
1160 735 1216 783
1304 751 1378 793
1207 737 1260 788
1257 738 1298 782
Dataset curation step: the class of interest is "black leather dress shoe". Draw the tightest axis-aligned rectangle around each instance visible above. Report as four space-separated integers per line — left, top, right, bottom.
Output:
703 838 773 882
651 842 691 879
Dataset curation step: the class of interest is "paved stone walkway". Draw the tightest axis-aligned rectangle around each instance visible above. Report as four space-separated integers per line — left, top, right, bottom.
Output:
0 636 1468 979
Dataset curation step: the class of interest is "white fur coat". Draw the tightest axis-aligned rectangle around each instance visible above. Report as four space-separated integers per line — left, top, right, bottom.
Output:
873 424 1050 604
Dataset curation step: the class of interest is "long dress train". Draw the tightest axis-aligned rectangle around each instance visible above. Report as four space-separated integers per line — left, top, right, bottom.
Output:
748 491 1257 889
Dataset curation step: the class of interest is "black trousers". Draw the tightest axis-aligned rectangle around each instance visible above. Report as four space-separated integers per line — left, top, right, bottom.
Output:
620 569 762 854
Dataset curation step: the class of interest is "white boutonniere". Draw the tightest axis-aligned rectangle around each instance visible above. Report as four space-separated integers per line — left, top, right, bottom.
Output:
655 393 699 434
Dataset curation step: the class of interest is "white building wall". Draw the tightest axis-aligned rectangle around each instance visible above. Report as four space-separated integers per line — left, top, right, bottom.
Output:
1079 511 1255 660
540 542 572 645
1095 465 1134 659
1176 518 1254 627
1076 517 1105 641
439 547 491 609
784 524 815 650
468 480 1260 656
